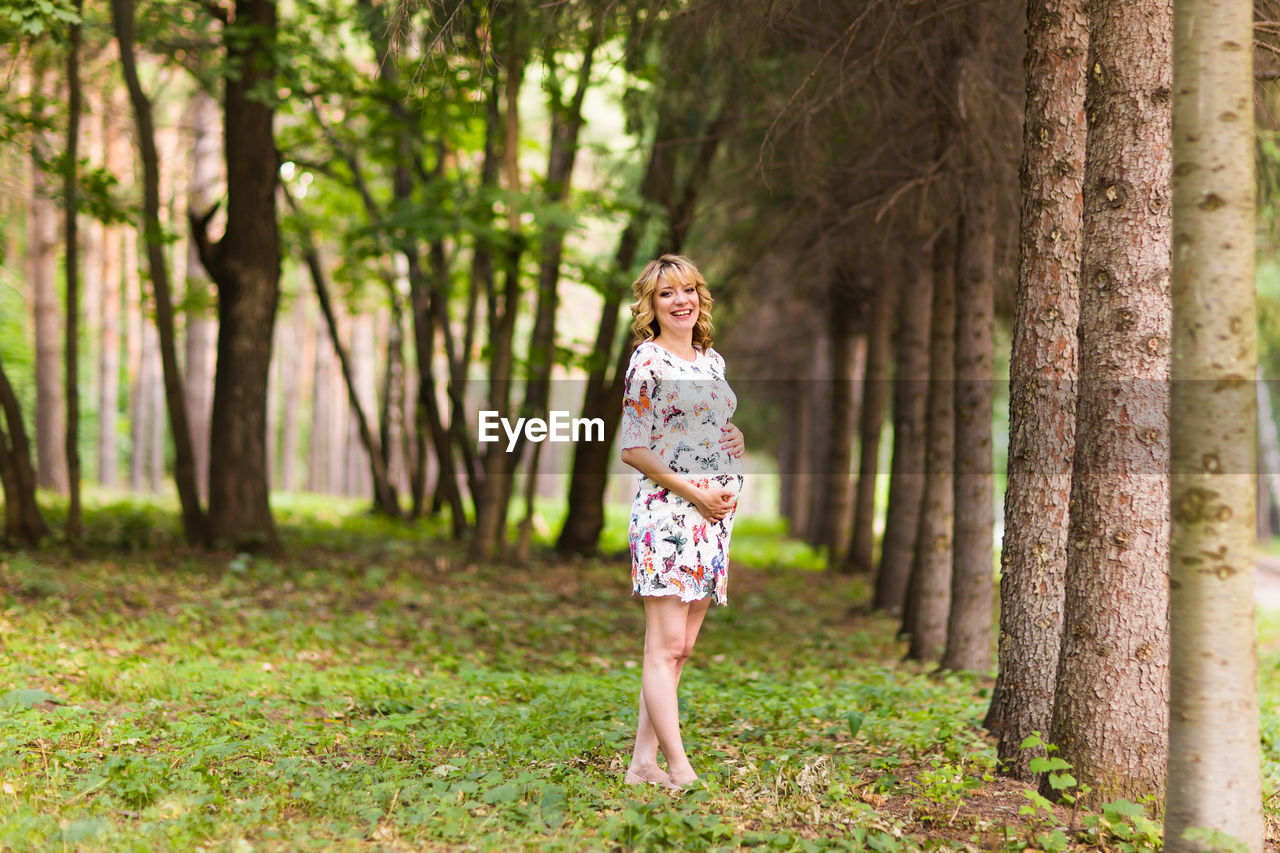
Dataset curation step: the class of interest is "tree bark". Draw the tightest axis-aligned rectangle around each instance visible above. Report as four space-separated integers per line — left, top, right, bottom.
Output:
29 72 68 495
0 351 50 545
113 0 208 543
903 222 956 663
190 0 281 550
942 45 998 674
823 292 863 565
1048 0 1173 803
845 282 895 573
98 90 126 490
184 87 220 504
986 0 1086 777
874 257 932 613
1165 0 1262 844
64 0 84 536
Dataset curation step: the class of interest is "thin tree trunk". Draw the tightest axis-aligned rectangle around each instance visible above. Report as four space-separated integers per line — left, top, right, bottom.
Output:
184 87 219 503
823 277 860 566
1166 0 1262 843
132 322 155 492
98 90 126 490
1048 0 1173 802
309 325 332 494
941 44 998 674
64 0 84 536
903 222 957 662
846 282 895 573
113 0 208 542
127 226 145 493
986 0 1086 777
874 257 932 613
29 73 68 495
82 88 103 468
99 220 122 489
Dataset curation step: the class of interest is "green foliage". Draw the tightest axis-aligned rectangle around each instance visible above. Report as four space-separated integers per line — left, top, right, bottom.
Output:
3 497 1280 850
0 0 80 38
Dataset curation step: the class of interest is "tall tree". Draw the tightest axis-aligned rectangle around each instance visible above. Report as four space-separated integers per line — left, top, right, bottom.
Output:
63 0 84 537
113 0 208 544
190 0 281 550
941 35 997 674
1048 0 1173 802
98 89 126 489
29 66 68 495
1165 0 1262 844
184 88 219 503
904 222 956 662
844 280 894 573
873 256 931 612
985 0 1086 777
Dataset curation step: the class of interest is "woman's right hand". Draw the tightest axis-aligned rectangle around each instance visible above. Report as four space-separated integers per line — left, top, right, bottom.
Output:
690 485 736 522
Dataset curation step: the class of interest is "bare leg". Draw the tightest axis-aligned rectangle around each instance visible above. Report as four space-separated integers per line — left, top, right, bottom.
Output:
630 595 714 787
626 690 669 784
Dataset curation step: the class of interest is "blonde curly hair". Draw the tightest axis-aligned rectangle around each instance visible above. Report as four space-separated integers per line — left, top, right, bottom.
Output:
629 254 715 351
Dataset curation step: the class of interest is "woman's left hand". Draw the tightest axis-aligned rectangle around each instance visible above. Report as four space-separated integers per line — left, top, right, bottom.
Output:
719 422 745 459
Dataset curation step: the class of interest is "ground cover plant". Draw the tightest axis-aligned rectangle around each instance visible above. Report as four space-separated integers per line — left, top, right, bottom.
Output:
1 496 1279 851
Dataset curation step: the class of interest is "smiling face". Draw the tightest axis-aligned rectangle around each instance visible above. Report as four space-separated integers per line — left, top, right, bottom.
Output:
652 276 700 340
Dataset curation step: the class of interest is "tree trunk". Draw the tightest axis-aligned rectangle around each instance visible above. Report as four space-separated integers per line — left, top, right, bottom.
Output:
821 274 859 565
98 90 126 490
986 0 1086 777
113 0 208 542
845 282 895 573
184 87 220 504
82 89 104 474
1165 0 1262 844
127 226 146 492
903 222 957 663
941 46 998 674
0 352 50 545
191 0 281 550
874 257 932 613
64 0 84 536
1048 0 1173 803
29 81 68 495
474 32 600 562
309 324 333 494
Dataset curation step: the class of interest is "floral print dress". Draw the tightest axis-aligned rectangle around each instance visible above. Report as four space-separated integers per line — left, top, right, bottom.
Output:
620 341 744 606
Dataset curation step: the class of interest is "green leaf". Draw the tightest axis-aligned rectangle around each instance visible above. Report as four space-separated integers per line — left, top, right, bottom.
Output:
1047 772 1077 791
0 688 63 708
846 710 865 739
481 782 519 804
1028 756 1071 773
1102 798 1145 819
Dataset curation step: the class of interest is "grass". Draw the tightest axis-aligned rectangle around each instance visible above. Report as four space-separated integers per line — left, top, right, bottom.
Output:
0 495 1277 851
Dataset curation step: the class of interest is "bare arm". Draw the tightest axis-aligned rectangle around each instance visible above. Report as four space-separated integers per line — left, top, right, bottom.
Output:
621 447 734 522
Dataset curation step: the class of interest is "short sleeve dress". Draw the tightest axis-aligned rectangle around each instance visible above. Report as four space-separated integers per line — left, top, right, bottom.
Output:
620 341 744 606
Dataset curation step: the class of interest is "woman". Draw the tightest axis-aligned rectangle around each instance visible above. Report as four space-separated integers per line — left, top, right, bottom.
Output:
618 254 745 790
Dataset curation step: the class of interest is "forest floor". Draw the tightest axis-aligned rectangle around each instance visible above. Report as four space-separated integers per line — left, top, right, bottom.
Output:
0 496 1278 851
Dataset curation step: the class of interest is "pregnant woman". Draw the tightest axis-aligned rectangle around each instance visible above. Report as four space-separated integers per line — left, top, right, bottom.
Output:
618 254 745 791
